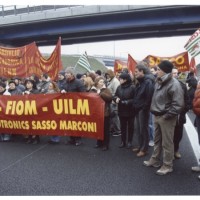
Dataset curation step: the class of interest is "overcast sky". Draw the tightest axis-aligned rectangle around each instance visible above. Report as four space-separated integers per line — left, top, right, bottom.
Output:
39 36 191 62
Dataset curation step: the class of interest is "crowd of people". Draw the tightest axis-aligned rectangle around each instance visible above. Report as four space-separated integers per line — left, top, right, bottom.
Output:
0 60 200 179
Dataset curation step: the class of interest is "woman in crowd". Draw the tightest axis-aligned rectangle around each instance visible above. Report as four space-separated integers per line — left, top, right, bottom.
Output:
23 79 40 144
46 81 61 144
82 76 94 92
113 72 135 149
90 76 112 151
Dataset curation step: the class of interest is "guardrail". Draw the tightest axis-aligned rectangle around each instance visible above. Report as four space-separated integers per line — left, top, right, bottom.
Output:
0 5 82 17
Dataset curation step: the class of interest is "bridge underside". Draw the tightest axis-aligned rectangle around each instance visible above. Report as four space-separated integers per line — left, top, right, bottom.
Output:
1 5 200 47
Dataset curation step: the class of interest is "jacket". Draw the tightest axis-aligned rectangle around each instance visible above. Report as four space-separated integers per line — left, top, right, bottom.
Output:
133 74 155 112
63 78 86 92
150 73 184 119
114 79 135 117
193 84 200 116
90 86 112 117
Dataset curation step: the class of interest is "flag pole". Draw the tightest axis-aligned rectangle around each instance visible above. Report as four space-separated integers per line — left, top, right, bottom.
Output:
74 55 79 72
85 51 91 69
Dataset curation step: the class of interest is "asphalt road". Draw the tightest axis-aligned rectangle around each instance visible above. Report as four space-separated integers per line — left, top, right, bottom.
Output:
0 123 199 196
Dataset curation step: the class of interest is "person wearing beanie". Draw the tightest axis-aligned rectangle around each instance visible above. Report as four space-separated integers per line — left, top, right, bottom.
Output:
113 72 135 149
61 66 86 146
105 69 121 137
158 60 174 74
144 60 184 176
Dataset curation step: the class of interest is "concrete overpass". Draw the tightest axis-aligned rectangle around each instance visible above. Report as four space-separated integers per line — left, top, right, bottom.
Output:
0 5 200 46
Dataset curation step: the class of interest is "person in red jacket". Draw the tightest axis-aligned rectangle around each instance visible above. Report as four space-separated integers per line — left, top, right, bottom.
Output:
191 83 200 180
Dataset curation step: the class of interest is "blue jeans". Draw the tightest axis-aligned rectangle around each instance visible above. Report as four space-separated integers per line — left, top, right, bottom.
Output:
50 136 60 142
148 113 154 141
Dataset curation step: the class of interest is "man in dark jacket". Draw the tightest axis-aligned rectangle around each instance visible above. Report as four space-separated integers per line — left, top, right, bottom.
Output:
133 64 155 157
37 73 50 94
144 60 184 176
62 67 86 146
57 70 66 91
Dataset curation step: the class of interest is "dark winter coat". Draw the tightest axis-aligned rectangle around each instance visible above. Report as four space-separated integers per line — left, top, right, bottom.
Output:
133 74 155 113
57 78 66 91
63 78 86 92
114 80 135 117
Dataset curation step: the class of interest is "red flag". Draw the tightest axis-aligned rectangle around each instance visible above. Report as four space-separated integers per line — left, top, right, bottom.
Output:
144 52 190 72
190 57 197 75
127 54 137 74
114 59 127 74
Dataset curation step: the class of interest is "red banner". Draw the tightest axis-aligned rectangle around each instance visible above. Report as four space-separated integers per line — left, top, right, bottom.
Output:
144 52 190 72
127 54 137 74
0 37 62 80
114 59 127 74
0 93 105 140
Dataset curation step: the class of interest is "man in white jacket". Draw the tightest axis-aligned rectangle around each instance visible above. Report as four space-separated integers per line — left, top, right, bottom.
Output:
105 69 121 137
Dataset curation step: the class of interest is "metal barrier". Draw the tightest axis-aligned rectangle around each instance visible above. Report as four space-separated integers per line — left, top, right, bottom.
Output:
0 5 82 17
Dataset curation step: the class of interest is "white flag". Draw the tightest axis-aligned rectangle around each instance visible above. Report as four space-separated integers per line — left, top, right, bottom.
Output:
76 53 92 72
184 28 200 58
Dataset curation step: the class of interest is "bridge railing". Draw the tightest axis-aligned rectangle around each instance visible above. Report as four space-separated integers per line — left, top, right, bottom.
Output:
0 5 83 17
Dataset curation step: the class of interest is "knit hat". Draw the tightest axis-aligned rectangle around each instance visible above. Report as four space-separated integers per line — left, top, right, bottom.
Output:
58 70 65 77
158 60 174 74
65 67 76 76
119 72 131 80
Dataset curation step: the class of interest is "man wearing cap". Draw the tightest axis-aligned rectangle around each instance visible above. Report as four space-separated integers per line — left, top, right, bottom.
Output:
61 67 86 146
143 60 184 175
